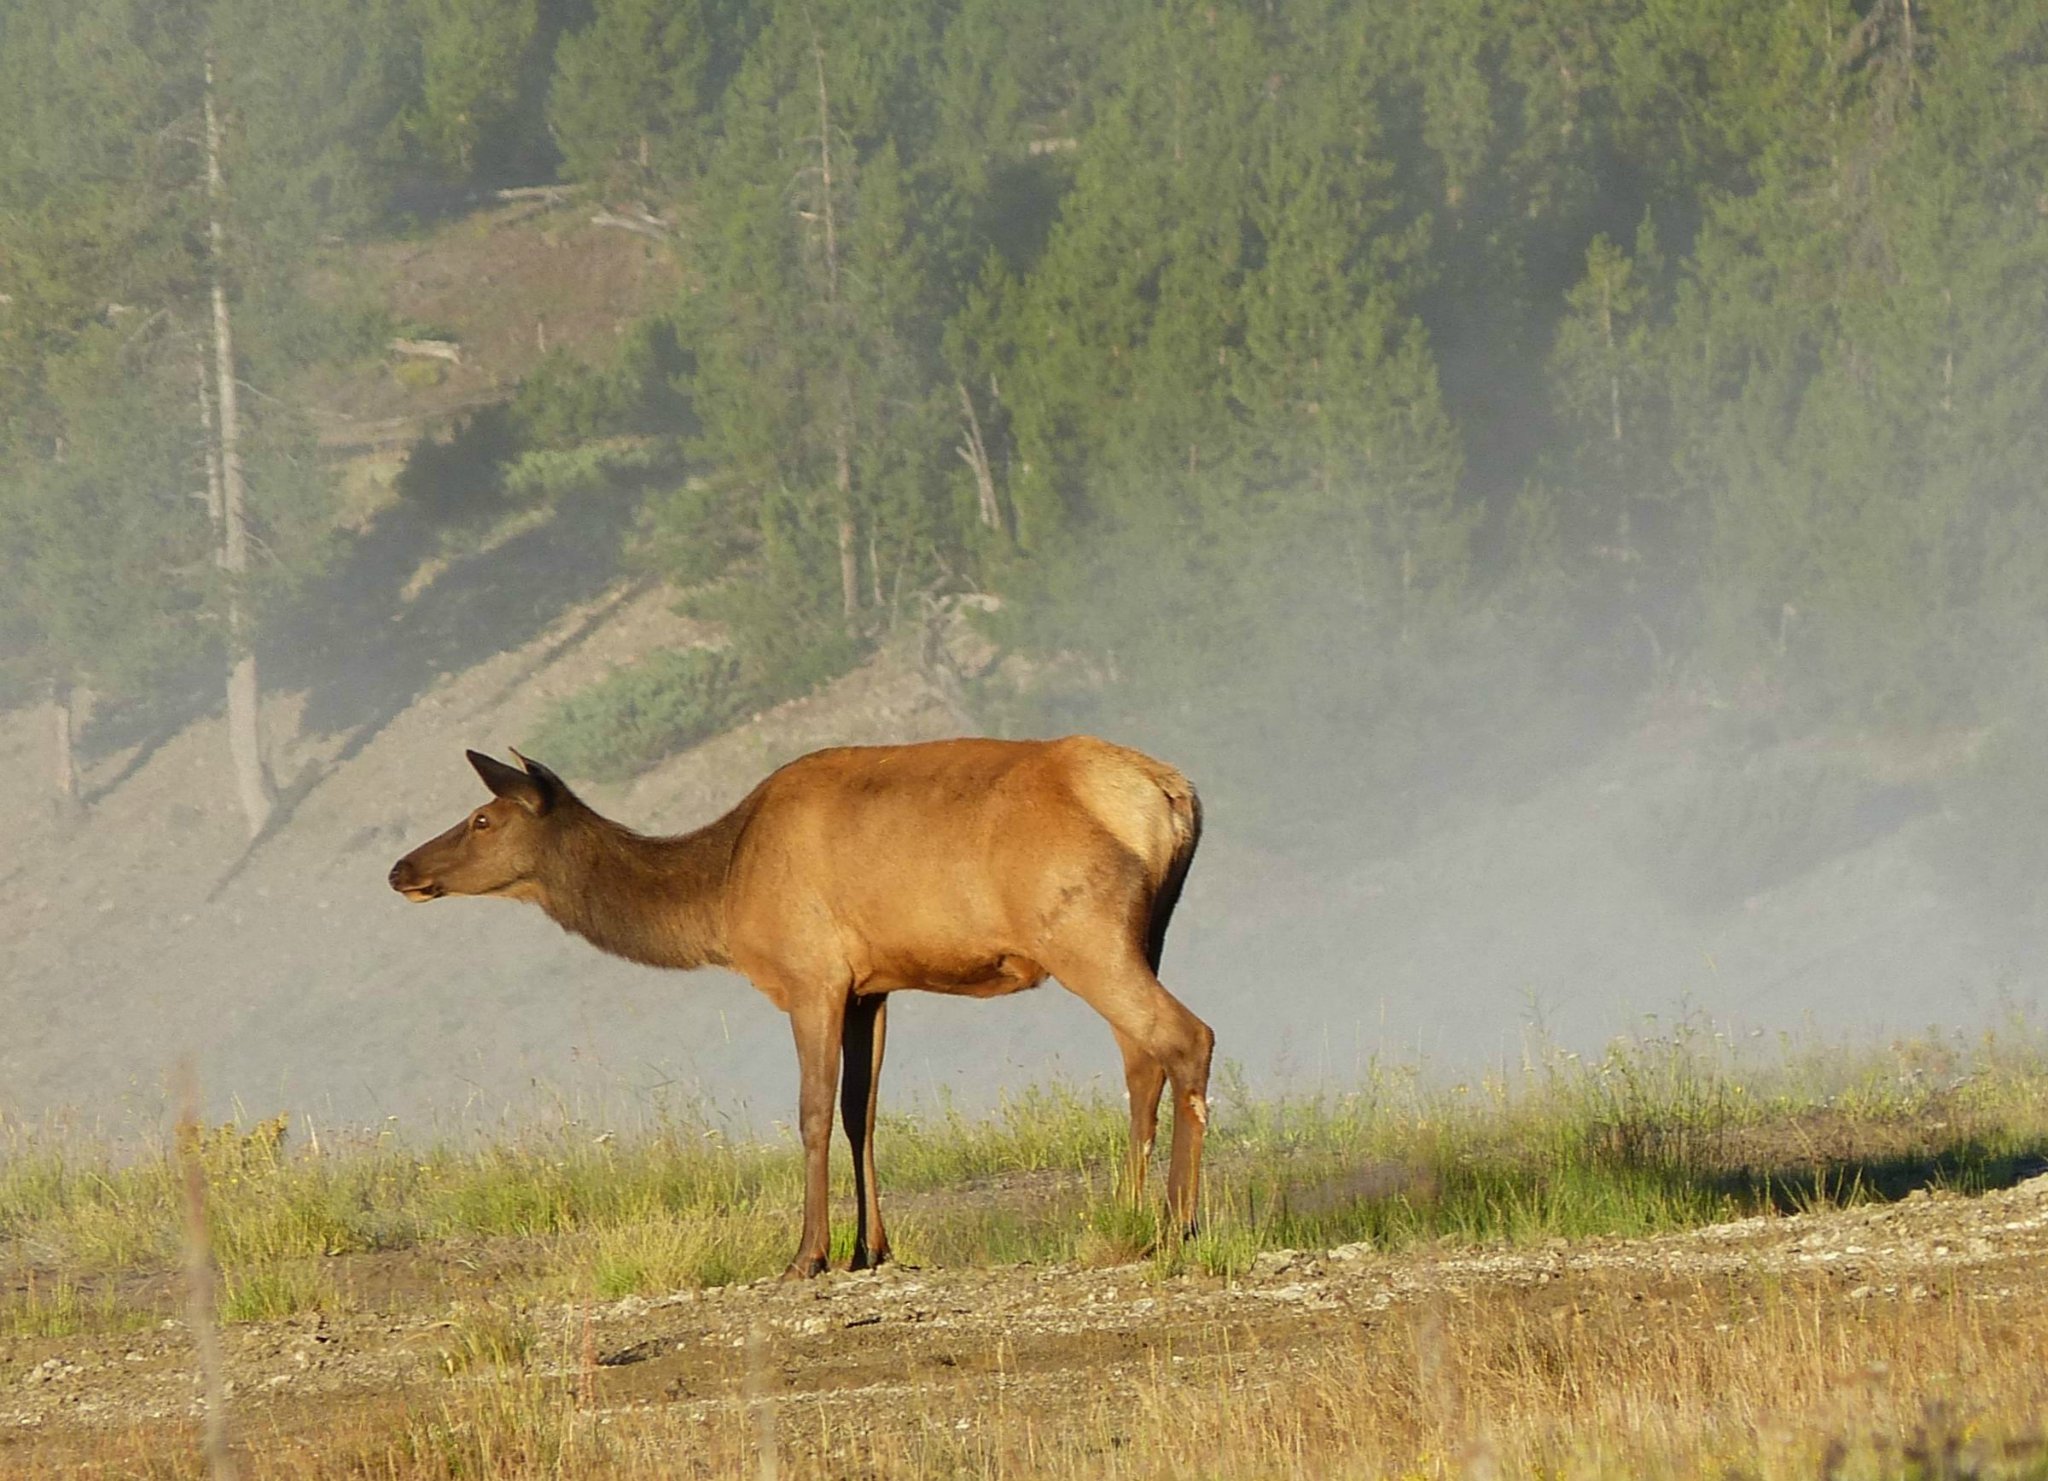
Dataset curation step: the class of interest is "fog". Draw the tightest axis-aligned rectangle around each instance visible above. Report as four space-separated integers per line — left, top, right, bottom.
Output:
5 0 2045 1141
4 585 2037 1143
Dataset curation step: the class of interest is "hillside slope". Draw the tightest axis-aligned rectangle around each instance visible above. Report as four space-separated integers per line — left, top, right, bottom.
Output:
3 553 2034 1134
2 193 2037 1130
0 570 984 1128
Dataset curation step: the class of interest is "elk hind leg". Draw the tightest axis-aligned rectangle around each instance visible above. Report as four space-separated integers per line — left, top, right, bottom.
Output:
1162 1004 1215 1236
1060 952 1214 1236
1114 1026 1166 1207
841 993 890 1270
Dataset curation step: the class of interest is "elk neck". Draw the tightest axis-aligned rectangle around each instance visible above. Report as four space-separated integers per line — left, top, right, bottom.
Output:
529 799 748 971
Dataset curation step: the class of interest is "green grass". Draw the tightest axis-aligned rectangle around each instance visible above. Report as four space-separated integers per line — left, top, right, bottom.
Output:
221 1259 343 1323
5 1024 2048 1320
523 646 745 782
434 1299 539 1374
0 1271 147 1338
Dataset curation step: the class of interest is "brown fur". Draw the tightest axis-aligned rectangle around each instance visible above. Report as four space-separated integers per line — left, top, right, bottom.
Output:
390 736 1213 1278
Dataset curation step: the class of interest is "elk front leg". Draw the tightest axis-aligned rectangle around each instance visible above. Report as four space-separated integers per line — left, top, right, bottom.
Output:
842 993 890 1270
783 996 846 1280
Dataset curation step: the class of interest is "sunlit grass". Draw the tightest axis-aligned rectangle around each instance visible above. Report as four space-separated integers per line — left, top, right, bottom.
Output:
4 1021 2048 1323
11 1024 2048 1477
220 1259 344 1324
434 1298 539 1375
0 1270 148 1338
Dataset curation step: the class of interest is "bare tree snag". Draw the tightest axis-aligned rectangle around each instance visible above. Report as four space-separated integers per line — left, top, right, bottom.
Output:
956 381 1002 531
50 682 78 808
810 28 860 629
590 210 672 240
810 33 841 304
390 337 463 365
204 53 275 841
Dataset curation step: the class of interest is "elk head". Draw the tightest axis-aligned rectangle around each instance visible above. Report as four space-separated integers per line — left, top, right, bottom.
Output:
388 750 569 903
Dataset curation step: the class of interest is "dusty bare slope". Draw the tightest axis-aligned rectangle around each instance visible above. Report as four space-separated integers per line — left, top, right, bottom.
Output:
3 564 2037 1135
305 196 685 454
3 201 2040 1137
7 1172 2048 1472
0 574 991 1129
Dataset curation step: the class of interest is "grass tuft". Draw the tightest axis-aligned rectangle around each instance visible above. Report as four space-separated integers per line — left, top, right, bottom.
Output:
436 1299 538 1374
220 1259 343 1324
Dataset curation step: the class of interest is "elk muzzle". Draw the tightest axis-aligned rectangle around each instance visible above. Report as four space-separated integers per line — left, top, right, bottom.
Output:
387 856 444 902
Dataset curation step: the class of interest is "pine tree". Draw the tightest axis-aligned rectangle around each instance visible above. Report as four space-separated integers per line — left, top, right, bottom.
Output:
651 0 958 677
549 0 739 191
1662 0 2048 720
966 1 1470 843
409 0 546 182
0 0 212 801
0 0 380 820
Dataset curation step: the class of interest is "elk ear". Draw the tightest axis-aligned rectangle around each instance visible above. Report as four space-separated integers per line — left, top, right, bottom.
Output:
467 749 551 814
509 748 570 812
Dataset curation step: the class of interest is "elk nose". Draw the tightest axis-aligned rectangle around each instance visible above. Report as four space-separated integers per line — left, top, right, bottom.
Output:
387 860 413 892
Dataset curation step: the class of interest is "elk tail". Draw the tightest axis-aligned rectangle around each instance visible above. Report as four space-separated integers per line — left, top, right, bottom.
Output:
1146 777 1202 975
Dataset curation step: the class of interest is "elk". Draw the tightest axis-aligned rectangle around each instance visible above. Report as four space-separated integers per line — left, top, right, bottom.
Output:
388 737 1213 1278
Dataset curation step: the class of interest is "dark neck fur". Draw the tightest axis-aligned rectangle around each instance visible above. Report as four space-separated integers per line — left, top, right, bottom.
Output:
533 799 749 971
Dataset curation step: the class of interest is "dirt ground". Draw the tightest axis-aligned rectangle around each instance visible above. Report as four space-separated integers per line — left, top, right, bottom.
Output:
305 195 686 452
7 1171 2047 1473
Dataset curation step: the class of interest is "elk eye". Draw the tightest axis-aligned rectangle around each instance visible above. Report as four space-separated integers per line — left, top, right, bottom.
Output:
472 814 490 831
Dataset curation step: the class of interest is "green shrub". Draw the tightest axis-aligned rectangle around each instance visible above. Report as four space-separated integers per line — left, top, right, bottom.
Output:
524 647 743 782
502 445 625 506
510 350 619 450
510 321 691 451
392 357 447 391
394 404 521 523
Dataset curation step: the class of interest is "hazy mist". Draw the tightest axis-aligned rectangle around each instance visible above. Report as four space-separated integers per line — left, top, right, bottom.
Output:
5 0 2046 1140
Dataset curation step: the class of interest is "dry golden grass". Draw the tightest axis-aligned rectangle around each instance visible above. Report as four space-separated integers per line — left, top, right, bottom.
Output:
10 1025 2048 1477
24 1259 2048 1479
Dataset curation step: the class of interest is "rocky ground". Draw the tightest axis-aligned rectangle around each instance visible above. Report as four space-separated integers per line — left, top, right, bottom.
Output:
7 1171 2047 1472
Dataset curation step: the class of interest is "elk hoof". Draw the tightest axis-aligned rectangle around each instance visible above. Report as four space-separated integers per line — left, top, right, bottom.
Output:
850 1244 892 1273
780 1254 828 1281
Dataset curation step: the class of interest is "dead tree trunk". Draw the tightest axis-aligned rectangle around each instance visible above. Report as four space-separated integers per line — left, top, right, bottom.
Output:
204 54 275 840
835 436 859 628
50 681 78 809
956 381 1002 532
812 32 861 631
1602 271 1623 445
